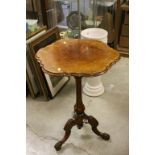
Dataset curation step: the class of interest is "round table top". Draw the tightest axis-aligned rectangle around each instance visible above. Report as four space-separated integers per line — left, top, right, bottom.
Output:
35 39 120 77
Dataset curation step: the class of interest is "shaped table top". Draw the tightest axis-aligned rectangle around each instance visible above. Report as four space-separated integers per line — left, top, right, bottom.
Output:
36 39 120 77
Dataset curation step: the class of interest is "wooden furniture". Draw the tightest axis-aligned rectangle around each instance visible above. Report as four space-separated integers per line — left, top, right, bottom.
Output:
36 39 120 151
114 0 129 57
119 2 129 48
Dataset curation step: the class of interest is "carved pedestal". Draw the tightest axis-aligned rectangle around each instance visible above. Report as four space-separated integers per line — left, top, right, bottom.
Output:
54 77 110 151
35 38 120 151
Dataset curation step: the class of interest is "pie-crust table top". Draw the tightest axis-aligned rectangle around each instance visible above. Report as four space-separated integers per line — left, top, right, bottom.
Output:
36 39 120 77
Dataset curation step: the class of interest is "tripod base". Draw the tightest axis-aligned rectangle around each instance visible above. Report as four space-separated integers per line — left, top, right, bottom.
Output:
54 112 110 151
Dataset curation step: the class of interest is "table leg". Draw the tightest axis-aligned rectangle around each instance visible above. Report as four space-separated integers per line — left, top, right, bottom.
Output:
54 76 110 151
86 115 110 140
54 119 76 151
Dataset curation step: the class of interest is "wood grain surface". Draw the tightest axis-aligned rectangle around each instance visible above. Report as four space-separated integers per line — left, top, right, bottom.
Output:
36 39 120 77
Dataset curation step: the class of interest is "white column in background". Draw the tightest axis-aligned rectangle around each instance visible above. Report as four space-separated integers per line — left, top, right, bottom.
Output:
81 28 108 97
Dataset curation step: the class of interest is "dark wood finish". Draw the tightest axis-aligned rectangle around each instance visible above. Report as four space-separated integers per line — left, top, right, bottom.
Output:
119 2 129 48
117 45 129 57
119 36 129 48
54 77 110 151
121 25 129 36
26 0 38 19
26 70 36 98
36 39 120 151
124 13 129 25
114 0 129 54
26 26 47 98
114 0 121 49
27 27 61 100
26 52 40 98
40 0 48 27
99 12 115 44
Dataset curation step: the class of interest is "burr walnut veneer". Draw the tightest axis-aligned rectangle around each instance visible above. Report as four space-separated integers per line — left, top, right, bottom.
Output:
36 39 120 151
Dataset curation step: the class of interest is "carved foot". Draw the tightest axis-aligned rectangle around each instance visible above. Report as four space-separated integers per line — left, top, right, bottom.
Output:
54 141 62 151
87 115 110 140
100 132 110 140
54 119 76 151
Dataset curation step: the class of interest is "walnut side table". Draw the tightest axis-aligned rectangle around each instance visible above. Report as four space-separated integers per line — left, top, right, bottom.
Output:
36 39 120 151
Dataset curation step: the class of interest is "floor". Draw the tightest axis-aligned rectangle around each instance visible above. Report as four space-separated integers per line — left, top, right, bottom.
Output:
26 57 129 155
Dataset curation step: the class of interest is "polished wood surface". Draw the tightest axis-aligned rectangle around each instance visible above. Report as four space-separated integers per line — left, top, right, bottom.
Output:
36 39 120 77
35 39 120 151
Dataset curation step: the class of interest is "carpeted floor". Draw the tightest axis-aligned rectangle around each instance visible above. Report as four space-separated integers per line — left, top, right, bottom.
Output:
26 57 129 155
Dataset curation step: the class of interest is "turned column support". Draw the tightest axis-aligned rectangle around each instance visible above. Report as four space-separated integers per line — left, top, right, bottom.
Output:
74 77 85 114
54 76 110 151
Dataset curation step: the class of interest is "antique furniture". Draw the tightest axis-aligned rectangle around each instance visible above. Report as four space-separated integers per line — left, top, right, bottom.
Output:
36 39 120 151
119 1 129 48
114 0 129 57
